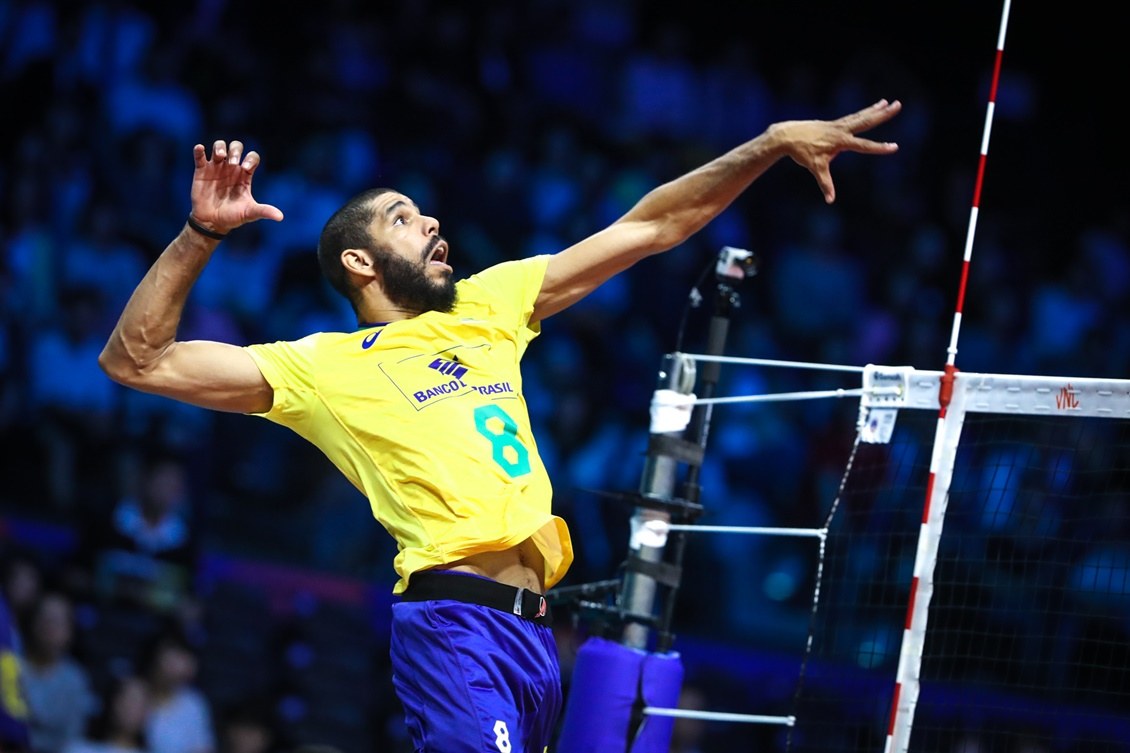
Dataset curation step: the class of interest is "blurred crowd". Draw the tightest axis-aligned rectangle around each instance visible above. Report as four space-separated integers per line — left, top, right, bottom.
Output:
2 1 1129 752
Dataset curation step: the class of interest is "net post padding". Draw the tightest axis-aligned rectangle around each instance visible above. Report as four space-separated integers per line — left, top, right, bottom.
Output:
556 636 684 753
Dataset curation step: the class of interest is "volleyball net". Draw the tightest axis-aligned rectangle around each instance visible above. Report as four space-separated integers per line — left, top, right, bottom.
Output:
553 4 1130 749
555 353 1130 753
744 362 1130 753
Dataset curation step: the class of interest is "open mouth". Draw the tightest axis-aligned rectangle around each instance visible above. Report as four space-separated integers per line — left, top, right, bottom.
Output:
425 238 450 268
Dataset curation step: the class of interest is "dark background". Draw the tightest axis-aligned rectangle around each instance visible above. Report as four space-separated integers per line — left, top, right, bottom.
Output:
1 1 1127 751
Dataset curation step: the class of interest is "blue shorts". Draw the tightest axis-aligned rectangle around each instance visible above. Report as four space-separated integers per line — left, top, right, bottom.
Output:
390 576 562 753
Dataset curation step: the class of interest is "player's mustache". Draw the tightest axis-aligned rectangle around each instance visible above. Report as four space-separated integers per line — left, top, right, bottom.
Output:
422 235 446 263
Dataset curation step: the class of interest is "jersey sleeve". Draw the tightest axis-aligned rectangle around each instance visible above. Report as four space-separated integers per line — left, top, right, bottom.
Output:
458 255 549 338
243 334 321 426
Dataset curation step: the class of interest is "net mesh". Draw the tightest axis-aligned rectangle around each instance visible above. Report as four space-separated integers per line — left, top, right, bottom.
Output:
787 381 1130 753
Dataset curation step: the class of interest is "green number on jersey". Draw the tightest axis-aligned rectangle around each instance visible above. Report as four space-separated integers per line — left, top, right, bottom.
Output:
474 404 531 477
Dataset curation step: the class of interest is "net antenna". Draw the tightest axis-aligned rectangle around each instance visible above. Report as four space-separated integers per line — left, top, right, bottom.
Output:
884 2 1012 752
938 0 1011 406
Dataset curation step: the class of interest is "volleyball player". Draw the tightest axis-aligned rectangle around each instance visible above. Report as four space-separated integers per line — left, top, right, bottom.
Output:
99 99 901 752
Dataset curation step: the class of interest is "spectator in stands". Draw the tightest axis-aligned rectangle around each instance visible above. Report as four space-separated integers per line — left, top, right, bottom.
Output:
72 447 200 621
19 590 95 753
109 449 198 569
63 675 151 753
26 284 118 511
216 701 276 753
1 551 45 630
0 591 31 753
137 629 214 753
60 201 147 319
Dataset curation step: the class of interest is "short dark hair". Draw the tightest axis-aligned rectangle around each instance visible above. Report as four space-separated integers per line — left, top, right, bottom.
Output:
137 623 196 678
316 188 398 313
84 675 149 745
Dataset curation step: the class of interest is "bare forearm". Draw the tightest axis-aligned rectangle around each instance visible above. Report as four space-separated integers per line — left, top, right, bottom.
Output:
621 126 788 250
99 224 218 382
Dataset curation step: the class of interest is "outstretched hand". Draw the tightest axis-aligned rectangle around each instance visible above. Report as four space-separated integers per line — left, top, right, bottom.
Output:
189 140 284 234
777 99 902 204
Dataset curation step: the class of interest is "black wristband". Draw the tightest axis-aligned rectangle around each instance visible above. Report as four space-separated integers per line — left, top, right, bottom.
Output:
186 215 228 241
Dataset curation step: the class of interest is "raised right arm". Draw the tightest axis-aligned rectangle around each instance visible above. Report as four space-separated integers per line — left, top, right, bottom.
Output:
98 140 284 414
532 99 901 322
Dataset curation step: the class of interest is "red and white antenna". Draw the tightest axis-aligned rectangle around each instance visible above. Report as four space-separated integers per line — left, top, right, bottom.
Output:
884 3 1013 753
938 0 1012 408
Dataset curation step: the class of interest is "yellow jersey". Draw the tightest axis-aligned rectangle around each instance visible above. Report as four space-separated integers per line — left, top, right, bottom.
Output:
245 255 573 593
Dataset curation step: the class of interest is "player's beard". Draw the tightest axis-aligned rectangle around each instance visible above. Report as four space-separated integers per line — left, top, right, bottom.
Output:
372 242 457 315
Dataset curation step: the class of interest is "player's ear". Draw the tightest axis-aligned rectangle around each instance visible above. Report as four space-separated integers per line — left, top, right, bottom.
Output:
341 248 375 279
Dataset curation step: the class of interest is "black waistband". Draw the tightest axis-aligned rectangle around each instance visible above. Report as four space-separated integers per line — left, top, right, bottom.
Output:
401 570 553 627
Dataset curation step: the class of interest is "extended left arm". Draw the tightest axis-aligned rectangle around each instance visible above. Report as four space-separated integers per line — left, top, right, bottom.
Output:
532 99 901 322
